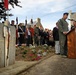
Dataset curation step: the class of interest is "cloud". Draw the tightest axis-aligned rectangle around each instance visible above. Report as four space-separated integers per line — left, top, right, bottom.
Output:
9 0 73 16
9 0 76 29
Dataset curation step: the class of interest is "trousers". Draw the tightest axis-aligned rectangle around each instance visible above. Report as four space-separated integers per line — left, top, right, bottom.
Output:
55 41 60 54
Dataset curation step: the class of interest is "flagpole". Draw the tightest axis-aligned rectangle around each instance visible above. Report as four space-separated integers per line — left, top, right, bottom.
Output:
16 17 18 29
16 17 18 40
6 0 9 67
25 16 27 31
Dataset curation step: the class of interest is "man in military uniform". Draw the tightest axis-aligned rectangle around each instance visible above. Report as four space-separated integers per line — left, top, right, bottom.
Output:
58 13 69 57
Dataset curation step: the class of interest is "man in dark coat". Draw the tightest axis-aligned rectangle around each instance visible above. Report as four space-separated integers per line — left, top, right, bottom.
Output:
18 23 25 45
44 29 49 45
53 22 60 55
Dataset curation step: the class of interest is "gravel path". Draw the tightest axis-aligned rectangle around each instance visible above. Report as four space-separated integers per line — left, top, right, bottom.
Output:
19 55 76 75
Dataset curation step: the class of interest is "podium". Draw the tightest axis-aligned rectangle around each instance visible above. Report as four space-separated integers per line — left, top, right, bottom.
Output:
67 28 76 59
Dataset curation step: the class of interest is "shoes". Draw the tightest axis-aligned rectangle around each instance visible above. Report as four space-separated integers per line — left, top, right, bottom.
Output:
56 53 60 55
61 55 67 58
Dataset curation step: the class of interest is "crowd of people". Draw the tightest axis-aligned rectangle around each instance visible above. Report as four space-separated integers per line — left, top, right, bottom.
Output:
16 24 55 47
8 20 55 47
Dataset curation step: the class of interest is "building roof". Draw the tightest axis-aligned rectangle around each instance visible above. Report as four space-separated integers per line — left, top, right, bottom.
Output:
27 21 37 26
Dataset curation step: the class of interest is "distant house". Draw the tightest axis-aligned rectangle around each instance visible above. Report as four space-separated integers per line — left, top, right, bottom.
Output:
26 18 43 28
36 18 43 28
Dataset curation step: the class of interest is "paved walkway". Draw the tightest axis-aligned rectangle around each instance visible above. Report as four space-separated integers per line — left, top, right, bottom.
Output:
0 55 76 75
0 53 54 75
0 61 37 75
20 55 76 75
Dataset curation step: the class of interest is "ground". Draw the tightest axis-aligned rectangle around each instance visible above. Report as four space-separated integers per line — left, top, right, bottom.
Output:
19 55 76 75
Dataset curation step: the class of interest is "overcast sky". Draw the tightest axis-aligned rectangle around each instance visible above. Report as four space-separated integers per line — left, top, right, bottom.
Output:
9 0 76 29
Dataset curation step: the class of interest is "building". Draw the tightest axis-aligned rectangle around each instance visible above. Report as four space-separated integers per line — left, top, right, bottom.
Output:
36 18 43 28
26 18 43 28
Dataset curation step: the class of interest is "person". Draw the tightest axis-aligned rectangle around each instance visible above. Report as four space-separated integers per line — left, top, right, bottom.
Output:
53 22 60 55
18 23 25 45
25 27 31 46
39 26 44 45
71 20 76 29
58 12 69 57
44 29 49 45
10 20 15 26
34 25 40 46
29 26 34 45
49 30 55 47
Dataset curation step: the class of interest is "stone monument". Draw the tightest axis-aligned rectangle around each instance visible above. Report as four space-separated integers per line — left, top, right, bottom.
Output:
0 22 16 68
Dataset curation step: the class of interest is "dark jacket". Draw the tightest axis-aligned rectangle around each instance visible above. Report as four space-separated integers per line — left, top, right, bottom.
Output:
44 31 49 39
53 27 59 41
39 29 44 37
71 25 76 30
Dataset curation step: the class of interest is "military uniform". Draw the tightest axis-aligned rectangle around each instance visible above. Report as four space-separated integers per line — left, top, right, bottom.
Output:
58 18 69 55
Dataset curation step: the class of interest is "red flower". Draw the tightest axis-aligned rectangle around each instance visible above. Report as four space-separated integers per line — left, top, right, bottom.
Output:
35 56 41 60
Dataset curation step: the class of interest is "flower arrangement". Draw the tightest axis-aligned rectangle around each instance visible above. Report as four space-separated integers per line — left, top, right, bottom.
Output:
16 45 54 61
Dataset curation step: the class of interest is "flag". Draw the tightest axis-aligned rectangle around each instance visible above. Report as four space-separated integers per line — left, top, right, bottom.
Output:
16 17 18 24
16 17 18 40
16 17 18 30
31 19 33 24
25 16 27 25
24 17 27 32
4 0 8 10
25 19 27 25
